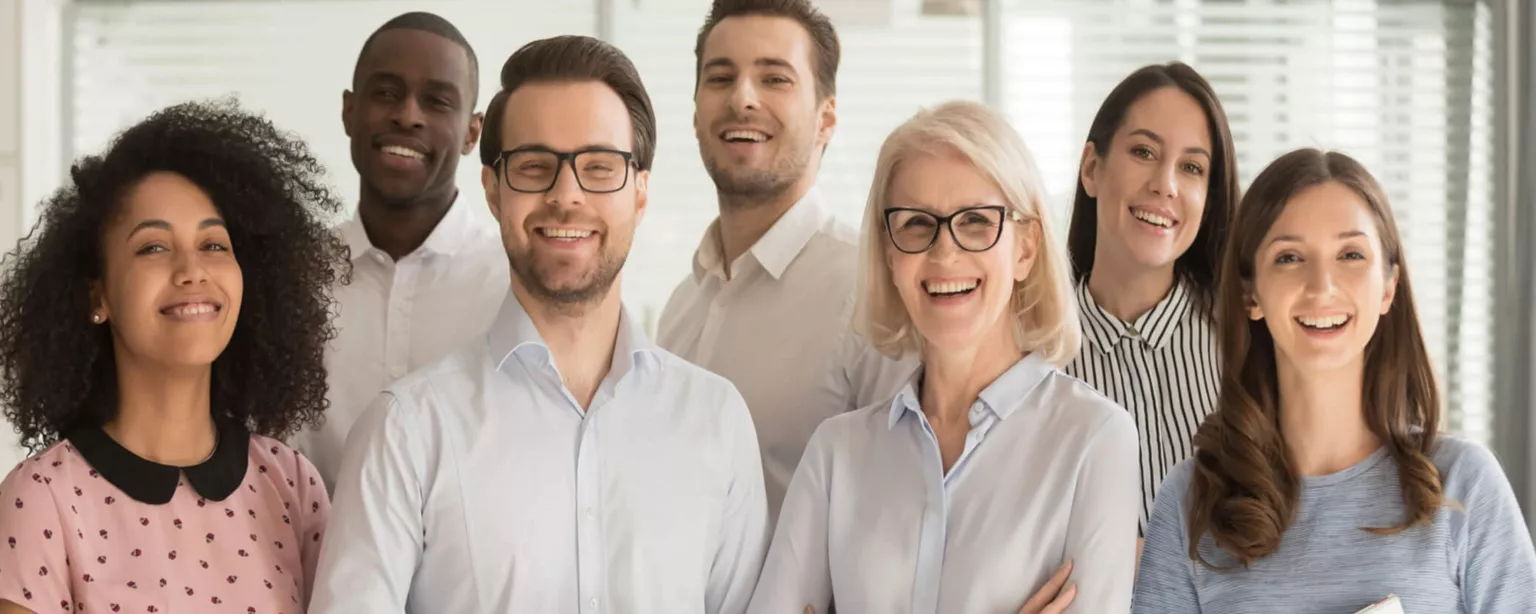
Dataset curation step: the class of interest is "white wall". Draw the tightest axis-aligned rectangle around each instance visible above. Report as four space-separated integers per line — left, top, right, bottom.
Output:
0 0 66 468
0 0 25 468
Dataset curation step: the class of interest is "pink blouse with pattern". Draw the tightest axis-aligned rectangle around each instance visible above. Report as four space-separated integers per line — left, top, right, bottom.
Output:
0 435 329 613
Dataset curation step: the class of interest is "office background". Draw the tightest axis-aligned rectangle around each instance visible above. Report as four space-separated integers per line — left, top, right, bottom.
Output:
0 0 1531 530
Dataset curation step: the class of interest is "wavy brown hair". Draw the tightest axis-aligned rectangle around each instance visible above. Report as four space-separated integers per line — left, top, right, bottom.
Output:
1187 148 1442 568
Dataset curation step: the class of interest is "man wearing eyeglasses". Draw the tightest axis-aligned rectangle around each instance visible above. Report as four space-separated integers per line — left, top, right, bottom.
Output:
659 0 917 526
311 35 768 614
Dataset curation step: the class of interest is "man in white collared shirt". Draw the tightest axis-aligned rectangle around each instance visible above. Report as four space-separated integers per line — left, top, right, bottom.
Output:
659 0 916 523
290 12 508 489
310 35 768 614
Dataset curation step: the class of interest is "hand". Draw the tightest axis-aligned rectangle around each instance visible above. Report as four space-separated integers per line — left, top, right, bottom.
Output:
1019 559 1077 614
802 561 1078 614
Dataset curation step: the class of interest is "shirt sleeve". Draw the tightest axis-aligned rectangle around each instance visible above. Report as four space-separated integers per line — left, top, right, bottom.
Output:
1131 461 1202 614
747 425 834 614
1450 443 1536 614
308 392 426 614
0 460 72 611
292 448 332 610
1061 410 1141 613
707 387 771 614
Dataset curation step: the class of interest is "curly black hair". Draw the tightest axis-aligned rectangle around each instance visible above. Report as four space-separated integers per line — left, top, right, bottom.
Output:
0 98 349 454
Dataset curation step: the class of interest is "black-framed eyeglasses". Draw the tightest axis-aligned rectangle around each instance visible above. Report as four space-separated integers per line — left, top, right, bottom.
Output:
495 147 637 194
883 205 1027 254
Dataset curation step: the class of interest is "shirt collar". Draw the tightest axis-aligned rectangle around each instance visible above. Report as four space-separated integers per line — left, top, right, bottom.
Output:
690 187 830 282
886 352 1055 429
486 292 657 381
1076 277 1194 352
66 418 250 505
340 191 474 263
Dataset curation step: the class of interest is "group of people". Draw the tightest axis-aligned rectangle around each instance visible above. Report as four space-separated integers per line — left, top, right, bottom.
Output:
0 0 1533 612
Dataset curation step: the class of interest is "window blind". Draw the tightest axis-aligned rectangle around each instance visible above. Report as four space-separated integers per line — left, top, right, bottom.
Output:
65 0 1496 445
1000 0 1496 444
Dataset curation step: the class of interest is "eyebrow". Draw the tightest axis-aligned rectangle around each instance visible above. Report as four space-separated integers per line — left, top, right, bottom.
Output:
702 57 798 72
364 72 464 96
125 218 226 241
1128 128 1211 159
509 143 624 154
1266 229 1369 245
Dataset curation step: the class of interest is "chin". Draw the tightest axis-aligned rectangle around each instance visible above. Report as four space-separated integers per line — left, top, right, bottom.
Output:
154 349 226 371
1278 348 1366 375
912 322 985 351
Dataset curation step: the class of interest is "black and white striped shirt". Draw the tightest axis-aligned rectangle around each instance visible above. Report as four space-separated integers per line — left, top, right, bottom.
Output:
1064 279 1220 534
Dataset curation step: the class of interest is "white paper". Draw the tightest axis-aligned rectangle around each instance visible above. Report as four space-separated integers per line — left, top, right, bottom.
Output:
1354 594 1404 614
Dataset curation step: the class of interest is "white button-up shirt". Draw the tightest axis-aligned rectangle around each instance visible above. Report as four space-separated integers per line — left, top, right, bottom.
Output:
747 353 1141 614
658 188 917 524
309 294 769 614
291 198 508 489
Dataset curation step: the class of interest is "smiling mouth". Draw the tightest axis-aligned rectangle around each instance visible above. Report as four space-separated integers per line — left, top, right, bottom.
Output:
160 302 221 317
721 129 770 144
1295 314 1351 330
380 145 427 161
538 228 596 241
923 279 980 297
1131 207 1175 229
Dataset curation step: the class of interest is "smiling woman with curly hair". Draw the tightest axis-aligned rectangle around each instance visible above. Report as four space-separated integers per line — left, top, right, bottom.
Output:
0 99 348 614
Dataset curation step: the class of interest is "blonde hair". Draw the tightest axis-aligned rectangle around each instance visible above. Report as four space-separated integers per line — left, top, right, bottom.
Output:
854 100 1080 366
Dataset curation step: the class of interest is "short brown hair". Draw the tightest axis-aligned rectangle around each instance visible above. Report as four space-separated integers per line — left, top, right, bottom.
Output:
693 0 841 100
1187 149 1443 569
479 35 656 171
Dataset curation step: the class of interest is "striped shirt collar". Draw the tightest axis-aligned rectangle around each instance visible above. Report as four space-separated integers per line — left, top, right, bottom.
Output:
1076 277 1194 352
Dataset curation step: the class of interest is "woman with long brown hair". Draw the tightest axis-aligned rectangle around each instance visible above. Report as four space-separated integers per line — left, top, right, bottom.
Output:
1133 148 1536 612
1065 62 1236 540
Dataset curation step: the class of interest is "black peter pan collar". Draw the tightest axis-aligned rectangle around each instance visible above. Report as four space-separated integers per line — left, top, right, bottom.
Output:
67 419 250 505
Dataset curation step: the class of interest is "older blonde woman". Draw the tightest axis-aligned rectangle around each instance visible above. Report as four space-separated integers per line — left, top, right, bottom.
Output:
746 100 1140 614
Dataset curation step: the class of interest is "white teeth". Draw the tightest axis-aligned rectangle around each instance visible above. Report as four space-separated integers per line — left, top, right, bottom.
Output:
1132 209 1174 228
166 303 216 316
924 280 979 296
381 145 425 160
1297 314 1350 329
722 130 768 143
539 228 594 240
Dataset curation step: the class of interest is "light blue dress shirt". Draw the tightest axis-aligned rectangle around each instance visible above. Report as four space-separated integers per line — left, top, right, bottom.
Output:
309 294 769 614
747 353 1140 614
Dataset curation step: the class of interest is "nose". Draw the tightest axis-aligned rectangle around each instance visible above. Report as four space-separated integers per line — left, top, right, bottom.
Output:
727 79 759 115
389 95 426 130
1149 159 1179 199
924 222 964 263
544 158 586 209
171 249 210 287
1303 261 1339 298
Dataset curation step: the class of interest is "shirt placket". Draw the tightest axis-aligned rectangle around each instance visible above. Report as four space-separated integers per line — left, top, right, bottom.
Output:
911 411 949 614
385 256 417 381
697 274 738 366
575 405 605 612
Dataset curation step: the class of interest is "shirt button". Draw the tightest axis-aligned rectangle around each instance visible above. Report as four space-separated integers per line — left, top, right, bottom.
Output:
590 597 599 608
584 507 595 520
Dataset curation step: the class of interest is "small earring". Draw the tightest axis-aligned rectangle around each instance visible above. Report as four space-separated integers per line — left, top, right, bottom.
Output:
91 313 103 324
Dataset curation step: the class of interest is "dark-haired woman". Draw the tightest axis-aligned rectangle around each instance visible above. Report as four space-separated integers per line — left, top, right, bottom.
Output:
1133 149 1536 612
1064 62 1237 540
0 100 348 614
